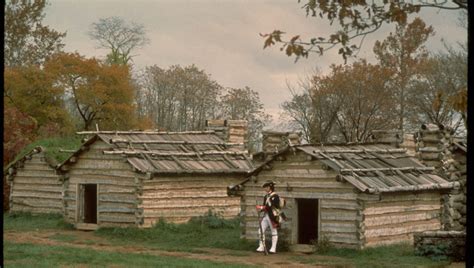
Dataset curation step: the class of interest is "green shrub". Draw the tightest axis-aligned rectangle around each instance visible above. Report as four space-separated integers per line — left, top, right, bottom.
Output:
312 234 333 254
276 228 290 252
415 243 451 261
188 209 239 229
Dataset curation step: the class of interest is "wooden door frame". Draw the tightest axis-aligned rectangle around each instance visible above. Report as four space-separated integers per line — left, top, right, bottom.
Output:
294 198 321 245
75 183 99 227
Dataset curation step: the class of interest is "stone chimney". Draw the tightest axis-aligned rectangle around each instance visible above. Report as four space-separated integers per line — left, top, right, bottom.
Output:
415 123 454 168
261 131 302 154
205 119 248 151
415 123 465 231
368 129 403 147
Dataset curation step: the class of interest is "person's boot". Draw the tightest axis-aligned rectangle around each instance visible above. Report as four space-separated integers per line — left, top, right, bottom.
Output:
256 239 265 252
269 235 278 253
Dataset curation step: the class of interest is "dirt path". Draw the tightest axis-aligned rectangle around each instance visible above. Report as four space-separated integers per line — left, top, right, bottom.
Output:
4 229 331 268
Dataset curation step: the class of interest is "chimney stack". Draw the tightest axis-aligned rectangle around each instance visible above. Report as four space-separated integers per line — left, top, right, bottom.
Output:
369 129 403 147
262 131 302 154
205 119 248 151
415 123 454 168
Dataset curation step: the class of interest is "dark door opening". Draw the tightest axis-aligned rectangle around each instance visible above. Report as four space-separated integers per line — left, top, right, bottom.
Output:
83 184 97 224
297 198 319 244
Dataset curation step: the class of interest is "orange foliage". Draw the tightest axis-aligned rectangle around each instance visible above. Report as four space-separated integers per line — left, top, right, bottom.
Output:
45 53 138 130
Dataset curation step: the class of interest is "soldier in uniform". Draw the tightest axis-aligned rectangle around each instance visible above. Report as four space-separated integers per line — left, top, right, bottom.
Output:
256 180 281 254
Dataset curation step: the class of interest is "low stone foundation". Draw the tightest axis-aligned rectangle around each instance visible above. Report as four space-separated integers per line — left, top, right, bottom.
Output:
414 231 466 261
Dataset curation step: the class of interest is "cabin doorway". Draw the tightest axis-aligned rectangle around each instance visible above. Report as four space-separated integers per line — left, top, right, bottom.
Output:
78 184 98 224
297 198 319 244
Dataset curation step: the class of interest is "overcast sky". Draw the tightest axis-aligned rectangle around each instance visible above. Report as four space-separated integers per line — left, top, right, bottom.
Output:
43 0 467 125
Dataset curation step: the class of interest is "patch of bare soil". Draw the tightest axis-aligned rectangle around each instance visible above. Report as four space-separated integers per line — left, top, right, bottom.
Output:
4 229 330 268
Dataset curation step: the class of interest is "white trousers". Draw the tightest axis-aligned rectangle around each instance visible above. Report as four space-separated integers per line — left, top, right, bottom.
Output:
258 214 278 238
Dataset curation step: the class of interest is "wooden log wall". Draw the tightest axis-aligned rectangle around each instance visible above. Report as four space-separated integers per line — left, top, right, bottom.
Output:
415 125 466 231
241 151 361 249
139 175 243 227
8 153 63 214
362 191 442 248
63 141 140 227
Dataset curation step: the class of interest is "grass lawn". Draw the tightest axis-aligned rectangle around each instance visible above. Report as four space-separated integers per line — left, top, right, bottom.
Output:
95 216 256 253
290 244 450 267
4 212 74 231
3 212 456 267
4 241 253 268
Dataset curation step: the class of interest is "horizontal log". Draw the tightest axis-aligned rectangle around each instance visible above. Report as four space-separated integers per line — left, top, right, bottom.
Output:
263 168 338 177
68 177 136 187
365 233 412 247
340 166 434 174
11 192 62 200
140 197 239 207
12 172 60 180
12 199 63 208
11 184 62 193
109 138 244 146
321 200 360 211
72 159 133 170
15 163 56 172
365 219 440 238
142 204 239 215
99 215 137 223
10 206 63 214
77 130 216 135
142 184 234 191
103 150 248 156
321 224 357 234
321 211 358 221
364 204 441 216
68 169 136 178
99 186 137 194
364 211 440 227
245 191 358 201
376 192 443 202
98 207 137 213
99 196 137 204
245 188 357 198
313 148 407 154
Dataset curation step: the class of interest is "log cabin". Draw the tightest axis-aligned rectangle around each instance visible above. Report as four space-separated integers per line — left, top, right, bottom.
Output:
5 146 63 214
57 124 254 230
229 142 458 250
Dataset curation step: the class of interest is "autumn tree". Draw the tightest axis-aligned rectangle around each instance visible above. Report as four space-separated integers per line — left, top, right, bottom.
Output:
3 106 38 166
4 0 66 67
4 66 74 136
282 60 396 143
136 64 221 131
330 61 397 142
88 17 150 65
219 87 271 152
280 85 315 143
407 48 467 133
45 53 138 130
261 0 466 61
373 17 434 134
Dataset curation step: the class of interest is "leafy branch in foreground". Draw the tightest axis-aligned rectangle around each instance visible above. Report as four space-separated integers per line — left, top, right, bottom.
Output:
261 0 466 62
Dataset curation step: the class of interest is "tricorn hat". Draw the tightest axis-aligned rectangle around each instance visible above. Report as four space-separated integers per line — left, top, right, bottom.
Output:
262 180 275 188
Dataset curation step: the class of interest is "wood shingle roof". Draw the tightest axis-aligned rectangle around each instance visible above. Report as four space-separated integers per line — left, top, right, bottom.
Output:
297 144 456 193
59 131 254 175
